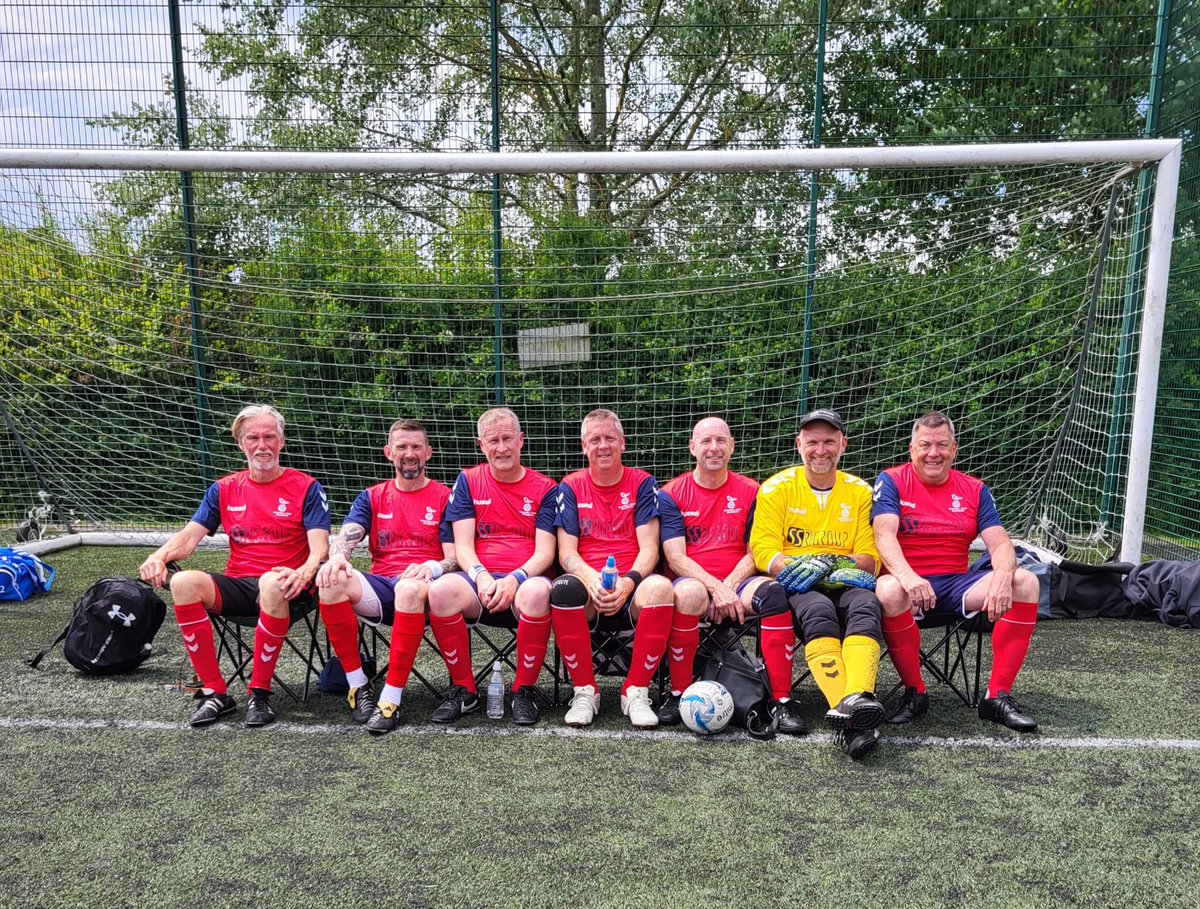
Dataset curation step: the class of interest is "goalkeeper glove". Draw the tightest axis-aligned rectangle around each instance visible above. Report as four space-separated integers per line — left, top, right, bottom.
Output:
776 555 836 594
818 567 878 591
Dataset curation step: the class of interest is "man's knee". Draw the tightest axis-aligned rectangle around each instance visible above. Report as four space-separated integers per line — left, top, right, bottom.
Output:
256 570 290 617
672 579 708 617
550 575 588 608
516 578 551 618
428 575 471 617
169 570 213 607
394 578 429 615
875 575 909 617
633 574 672 607
748 580 789 618
841 589 883 642
1013 568 1041 603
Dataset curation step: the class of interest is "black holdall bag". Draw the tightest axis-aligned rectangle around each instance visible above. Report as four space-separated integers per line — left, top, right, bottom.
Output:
29 576 167 675
698 626 777 740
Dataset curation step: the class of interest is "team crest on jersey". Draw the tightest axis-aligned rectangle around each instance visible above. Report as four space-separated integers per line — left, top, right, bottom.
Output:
838 503 852 523
522 497 534 515
724 495 741 514
950 494 967 513
619 491 633 510
273 498 292 518
422 506 438 525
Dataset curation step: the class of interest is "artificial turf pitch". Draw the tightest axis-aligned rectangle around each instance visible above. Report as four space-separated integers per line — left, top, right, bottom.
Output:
2 546 1198 909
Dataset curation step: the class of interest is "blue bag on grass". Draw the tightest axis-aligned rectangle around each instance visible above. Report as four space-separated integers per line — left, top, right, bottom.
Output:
0 547 55 601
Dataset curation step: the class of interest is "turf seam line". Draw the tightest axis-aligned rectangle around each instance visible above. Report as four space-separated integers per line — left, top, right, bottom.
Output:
3 716 1200 749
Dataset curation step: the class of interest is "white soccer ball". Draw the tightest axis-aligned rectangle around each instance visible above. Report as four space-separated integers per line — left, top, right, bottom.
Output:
679 680 734 735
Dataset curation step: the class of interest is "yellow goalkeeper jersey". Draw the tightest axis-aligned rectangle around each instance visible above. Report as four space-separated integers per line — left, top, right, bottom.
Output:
749 465 879 574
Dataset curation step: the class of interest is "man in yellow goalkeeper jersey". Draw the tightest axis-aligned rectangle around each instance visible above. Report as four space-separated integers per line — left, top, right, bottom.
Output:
748 409 885 759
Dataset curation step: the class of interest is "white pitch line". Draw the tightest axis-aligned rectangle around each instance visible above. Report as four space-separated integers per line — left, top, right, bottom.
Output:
2 716 1200 750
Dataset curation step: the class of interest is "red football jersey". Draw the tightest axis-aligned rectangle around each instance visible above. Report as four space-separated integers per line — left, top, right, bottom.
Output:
445 464 558 573
556 467 659 573
343 479 451 576
660 470 759 580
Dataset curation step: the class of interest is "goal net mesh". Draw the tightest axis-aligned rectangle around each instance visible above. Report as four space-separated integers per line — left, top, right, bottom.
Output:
0 157 1148 559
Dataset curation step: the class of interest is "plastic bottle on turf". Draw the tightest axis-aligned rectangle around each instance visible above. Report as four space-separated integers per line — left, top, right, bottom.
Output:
486 660 505 719
600 555 619 592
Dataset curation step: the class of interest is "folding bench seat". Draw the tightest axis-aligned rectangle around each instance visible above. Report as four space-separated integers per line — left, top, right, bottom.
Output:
211 601 327 703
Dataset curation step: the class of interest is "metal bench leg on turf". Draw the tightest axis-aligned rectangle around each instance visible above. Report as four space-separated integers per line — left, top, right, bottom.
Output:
212 605 327 703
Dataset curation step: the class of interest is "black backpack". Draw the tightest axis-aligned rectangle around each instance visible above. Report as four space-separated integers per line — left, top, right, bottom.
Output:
30 576 167 675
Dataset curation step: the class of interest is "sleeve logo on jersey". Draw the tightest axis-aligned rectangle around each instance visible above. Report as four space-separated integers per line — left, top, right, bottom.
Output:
724 495 742 514
872 479 883 501
273 498 292 518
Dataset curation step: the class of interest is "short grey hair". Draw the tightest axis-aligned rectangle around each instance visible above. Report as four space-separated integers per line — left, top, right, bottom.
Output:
231 404 285 441
581 408 623 439
477 407 521 438
911 411 956 443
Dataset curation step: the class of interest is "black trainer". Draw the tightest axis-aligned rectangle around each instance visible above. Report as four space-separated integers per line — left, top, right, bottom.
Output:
887 687 930 725
188 691 236 728
772 699 808 736
835 726 880 759
510 686 541 726
348 683 378 725
245 688 276 727
365 701 402 736
978 691 1038 732
430 684 480 724
825 691 886 731
657 693 682 726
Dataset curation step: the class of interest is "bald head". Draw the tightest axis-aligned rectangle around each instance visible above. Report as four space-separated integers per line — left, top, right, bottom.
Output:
689 416 735 478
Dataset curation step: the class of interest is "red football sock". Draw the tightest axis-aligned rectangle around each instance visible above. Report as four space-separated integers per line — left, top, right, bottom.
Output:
249 610 290 692
666 611 700 694
759 614 797 701
319 598 361 674
385 610 427 690
175 601 225 695
514 613 551 690
550 604 596 689
623 603 673 693
987 601 1038 697
429 613 476 692
881 612 926 693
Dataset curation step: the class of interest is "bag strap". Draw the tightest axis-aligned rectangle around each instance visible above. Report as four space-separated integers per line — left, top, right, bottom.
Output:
27 623 70 670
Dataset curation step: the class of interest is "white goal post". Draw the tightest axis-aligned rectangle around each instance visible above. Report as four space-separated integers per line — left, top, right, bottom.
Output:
0 140 1182 563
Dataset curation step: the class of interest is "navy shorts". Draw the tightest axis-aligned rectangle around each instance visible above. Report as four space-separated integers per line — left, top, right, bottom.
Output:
924 571 992 618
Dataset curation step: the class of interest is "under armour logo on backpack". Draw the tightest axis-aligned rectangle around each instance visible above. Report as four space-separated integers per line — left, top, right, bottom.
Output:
107 604 136 627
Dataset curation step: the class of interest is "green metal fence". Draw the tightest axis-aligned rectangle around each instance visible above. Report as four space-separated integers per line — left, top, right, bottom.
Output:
0 0 1195 557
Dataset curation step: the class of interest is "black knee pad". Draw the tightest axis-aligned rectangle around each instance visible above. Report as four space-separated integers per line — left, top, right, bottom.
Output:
841 588 883 643
751 581 790 618
789 590 841 641
550 575 589 609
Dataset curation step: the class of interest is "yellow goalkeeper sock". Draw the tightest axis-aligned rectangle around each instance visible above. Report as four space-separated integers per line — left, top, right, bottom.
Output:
842 634 882 696
804 636 846 708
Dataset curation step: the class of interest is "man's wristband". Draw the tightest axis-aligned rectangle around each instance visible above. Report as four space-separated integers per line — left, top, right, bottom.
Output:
421 559 444 580
469 563 488 581
623 570 643 587
509 568 528 584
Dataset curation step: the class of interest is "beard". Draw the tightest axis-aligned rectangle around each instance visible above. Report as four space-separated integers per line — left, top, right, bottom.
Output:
399 463 423 480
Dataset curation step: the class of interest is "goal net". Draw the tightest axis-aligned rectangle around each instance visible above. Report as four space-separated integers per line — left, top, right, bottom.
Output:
0 144 1178 561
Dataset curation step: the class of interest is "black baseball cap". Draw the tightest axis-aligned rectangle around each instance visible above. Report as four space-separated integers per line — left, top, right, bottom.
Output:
797 408 846 433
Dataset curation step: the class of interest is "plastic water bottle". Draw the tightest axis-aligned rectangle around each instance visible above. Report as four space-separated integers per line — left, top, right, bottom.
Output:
600 555 619 591
486 660 505 719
